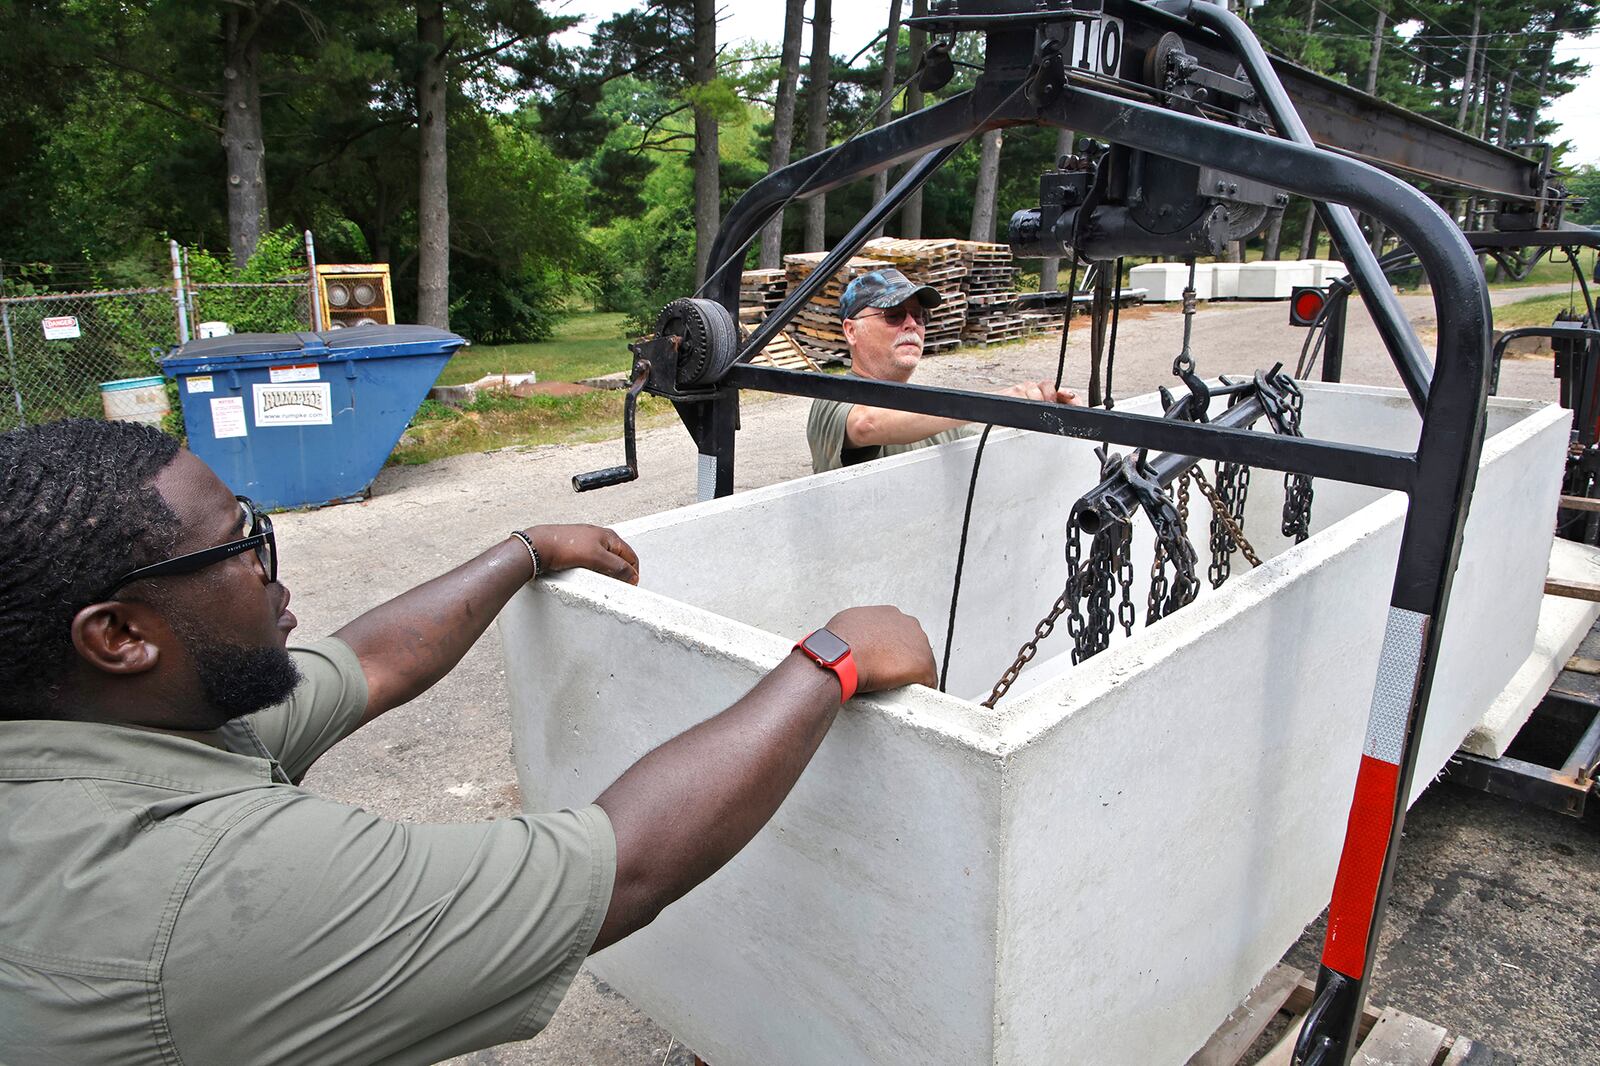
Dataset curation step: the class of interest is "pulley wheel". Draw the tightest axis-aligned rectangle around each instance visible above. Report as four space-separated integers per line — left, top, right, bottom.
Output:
655 298 740 388
1144 32 1186 90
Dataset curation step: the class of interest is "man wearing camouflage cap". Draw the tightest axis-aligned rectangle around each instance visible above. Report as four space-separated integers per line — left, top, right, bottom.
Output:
807 268 1079 473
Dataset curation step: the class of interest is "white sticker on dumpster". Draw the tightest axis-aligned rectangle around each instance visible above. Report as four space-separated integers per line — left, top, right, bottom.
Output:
253 382 332 426
268 363 320 383
211 396 247 438
187 375 214 394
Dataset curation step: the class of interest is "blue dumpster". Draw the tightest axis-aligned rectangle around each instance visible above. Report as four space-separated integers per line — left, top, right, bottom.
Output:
161 324 465 510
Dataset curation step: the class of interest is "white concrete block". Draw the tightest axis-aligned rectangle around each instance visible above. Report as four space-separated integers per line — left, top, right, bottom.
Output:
1463 537 1600 758
1237 261 1316 299
1210 262 1243 299
1304 259 1349 287
500 385 1567 1066
1129 263 1213 301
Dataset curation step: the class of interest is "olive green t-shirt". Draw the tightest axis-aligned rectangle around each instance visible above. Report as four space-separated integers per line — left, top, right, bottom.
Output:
807 395 977 474
0 636 616 1066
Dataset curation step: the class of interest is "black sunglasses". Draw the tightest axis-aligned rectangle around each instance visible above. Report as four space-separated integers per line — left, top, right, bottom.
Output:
102 496 276 599
857 305 929 326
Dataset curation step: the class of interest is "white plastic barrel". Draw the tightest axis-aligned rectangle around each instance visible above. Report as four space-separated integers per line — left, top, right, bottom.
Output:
100 376 170 426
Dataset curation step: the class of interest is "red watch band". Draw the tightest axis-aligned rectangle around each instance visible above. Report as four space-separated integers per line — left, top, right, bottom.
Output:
796 628 859 703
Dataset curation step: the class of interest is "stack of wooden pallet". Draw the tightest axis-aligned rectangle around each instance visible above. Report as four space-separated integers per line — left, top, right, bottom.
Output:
738 268 787 328
860 237 970 354
781 252 889 364
1020 310 1067 336
961 313 1029 346
957 241 1026 347
956 241 1020 297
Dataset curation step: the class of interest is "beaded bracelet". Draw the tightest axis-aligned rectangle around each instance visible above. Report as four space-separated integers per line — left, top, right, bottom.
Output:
508 529 542 580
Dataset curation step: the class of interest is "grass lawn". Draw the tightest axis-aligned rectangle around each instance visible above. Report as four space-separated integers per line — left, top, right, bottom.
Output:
392 391 676 466
435 312 634 386
1494 289 1595 330
395 311 649 465
1482 249 1597 289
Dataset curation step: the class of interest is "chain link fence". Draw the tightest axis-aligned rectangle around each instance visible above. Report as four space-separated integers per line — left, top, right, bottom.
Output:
1 247 315 431
0 287 180 431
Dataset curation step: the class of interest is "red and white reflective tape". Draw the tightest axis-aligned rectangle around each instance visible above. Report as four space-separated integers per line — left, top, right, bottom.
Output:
1321 606 1428 978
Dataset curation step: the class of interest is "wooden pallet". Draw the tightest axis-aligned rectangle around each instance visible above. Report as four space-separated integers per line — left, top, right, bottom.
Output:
1187 966 1512 1066
749 329 821 372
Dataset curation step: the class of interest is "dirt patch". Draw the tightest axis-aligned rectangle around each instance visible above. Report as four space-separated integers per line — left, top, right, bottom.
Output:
1110 302 1159 322
515 381 595 397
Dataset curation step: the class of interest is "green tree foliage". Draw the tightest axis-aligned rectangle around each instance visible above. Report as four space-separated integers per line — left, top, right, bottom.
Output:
1568 165 1600 226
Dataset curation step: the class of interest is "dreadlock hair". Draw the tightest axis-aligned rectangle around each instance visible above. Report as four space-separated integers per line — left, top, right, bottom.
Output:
0 418 181 719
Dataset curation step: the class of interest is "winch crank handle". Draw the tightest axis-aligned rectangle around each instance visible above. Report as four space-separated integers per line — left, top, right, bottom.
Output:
572 359 652 493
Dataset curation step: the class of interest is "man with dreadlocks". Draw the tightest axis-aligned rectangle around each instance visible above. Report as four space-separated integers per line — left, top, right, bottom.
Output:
0 418 937 1064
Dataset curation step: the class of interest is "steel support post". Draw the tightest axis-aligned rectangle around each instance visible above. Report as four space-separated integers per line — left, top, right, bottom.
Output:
1322 295 1348 384
168 239 190 346
0 263 22 427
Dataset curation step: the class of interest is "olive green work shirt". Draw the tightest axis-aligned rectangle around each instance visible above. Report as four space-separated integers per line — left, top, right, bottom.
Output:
0 637 616 1066
807 394 977 474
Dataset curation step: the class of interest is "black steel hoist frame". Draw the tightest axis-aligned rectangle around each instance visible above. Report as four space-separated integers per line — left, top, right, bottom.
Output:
580 2 1499 1061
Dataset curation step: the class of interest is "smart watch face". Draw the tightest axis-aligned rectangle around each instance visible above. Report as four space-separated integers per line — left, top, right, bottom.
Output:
802 628 851 665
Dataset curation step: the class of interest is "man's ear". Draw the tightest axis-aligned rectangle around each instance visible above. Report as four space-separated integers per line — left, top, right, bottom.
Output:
70 601 163 676
841 317 859 347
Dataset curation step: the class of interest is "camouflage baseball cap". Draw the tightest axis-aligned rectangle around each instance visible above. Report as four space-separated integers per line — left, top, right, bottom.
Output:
838 268 943 322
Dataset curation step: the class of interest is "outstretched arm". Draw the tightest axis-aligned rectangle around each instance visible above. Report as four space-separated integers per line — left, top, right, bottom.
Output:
844 379 1079 447
591 604 936 950
333 524 639 725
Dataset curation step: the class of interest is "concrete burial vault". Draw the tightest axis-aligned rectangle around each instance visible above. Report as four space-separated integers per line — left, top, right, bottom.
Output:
500 383 1568 1066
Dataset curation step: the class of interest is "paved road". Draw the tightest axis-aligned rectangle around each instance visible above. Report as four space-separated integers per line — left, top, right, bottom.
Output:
280 285 1594 1065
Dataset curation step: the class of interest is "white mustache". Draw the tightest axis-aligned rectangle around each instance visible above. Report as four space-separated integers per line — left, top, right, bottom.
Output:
895 332 923 347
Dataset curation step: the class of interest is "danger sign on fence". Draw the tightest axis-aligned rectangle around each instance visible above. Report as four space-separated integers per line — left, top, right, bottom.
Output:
41 316 80 340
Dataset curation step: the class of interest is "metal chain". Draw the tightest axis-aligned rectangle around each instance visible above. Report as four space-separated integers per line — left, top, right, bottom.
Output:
1148 481 1173 622
982 573 1078 709
1279 378 1315 543
1207 461 1253 587
1189 466 1262 568
1165 476 1201 612
1077 525 1119 661
1116 523 1136 636
1064 518 1085 645
1209 462 1238 586
984 509 1090 709
1148 539 1168 622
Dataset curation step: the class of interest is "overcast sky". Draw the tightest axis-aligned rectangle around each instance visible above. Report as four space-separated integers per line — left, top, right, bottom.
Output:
552 1 1598 167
